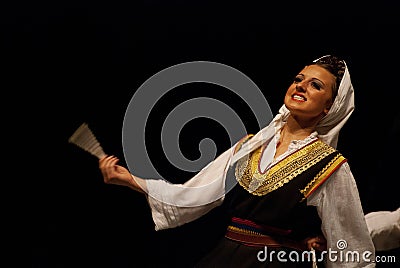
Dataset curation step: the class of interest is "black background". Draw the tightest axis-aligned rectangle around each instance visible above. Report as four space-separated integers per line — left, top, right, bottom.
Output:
2 1 400 267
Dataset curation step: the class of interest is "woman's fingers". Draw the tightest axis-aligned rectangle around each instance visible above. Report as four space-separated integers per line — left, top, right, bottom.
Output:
99 155 120 182
304 235 327 251
311 236 327 251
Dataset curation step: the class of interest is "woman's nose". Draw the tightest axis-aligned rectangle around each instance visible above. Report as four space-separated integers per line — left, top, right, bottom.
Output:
295 81 306 92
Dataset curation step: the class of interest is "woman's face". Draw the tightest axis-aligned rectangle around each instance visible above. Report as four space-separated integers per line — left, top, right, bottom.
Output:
284 64 335 121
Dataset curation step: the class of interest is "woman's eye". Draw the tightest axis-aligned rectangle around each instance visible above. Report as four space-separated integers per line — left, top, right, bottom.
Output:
293 77 302 83
311 82 321 90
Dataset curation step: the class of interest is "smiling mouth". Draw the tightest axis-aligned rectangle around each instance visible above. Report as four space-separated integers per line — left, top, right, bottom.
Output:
292 94 306 101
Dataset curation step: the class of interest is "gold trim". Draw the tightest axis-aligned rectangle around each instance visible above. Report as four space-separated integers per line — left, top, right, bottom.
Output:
227 225 264 236
235 139 336 196
300 154 347 201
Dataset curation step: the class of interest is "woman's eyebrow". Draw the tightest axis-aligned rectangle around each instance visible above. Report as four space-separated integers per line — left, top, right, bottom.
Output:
311 77 325 86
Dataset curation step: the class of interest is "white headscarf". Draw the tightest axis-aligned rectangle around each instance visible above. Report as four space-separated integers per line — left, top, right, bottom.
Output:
314 55 355 148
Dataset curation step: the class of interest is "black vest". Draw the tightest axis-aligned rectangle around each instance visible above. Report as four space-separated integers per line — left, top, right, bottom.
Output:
225 137 347 241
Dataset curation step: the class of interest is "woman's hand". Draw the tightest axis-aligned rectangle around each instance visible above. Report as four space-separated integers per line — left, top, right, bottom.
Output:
304 235 327 251
99 155 135 188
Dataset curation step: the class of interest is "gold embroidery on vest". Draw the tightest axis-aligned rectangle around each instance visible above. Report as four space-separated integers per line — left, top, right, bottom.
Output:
300 154 347 201
235 139 336 196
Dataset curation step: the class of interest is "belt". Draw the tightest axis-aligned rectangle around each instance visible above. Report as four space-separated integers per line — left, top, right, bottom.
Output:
224 218 307 251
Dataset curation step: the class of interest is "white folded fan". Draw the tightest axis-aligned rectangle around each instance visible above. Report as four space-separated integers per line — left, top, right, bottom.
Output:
68 122 106 159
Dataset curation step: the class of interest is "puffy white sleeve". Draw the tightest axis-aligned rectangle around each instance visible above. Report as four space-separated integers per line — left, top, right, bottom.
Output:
144 141 237 231
307 162 376 267
365 208 400 251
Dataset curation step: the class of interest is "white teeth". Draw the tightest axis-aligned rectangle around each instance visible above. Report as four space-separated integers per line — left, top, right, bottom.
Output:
293 95 305 101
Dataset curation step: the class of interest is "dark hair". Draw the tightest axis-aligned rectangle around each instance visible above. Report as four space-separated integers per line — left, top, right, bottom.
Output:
312 55 346 100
